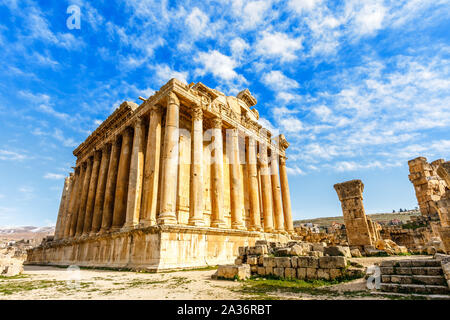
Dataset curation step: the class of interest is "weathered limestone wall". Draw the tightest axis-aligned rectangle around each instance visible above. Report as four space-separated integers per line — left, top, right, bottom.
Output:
408 157 447 217
26 226 288 271
334 180 376 247
436 161 450 253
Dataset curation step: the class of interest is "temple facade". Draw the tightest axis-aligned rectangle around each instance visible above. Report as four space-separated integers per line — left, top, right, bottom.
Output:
26 79 295 271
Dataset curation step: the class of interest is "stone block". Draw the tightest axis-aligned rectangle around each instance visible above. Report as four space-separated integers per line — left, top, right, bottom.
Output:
312 243 325 252
235 258 243 265
319 256 346 269
273 267 285 278
317 268 330 280
350 248 362 257
250 265 258 273
258 255 265 266
257 267 266 276
291 256 298 268
297 268 307 280
306 267 317 280
247 255 258 265
290 244 304 256
308 250 323 257
297 256 319 268
324 246 351 258
238 246 247 256
265 266 274 275
275 248 291 256
263 257 276 268
216 264 251 280
329 268 342 280
285 267 296 279
255 240 268 246
275 257 291 268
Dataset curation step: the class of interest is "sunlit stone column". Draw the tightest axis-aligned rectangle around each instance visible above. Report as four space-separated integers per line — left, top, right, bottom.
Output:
247 136 261 231
228 128 245 230
270 152 284 233
210 117 226 228
68 165 84 238
188 105 204 226
54 175 71 240
123 117 146 230
90 143 111 235
279 155 294 233
158 92 180 225
83 150 102 235
111 127 133 231
140 106 162 226
259 143 274 233
100 137 120 234
59 173 74 239
76 156 93 237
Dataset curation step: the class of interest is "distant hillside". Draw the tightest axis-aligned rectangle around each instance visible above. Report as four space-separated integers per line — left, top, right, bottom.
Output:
0 226 54 241
294 211 421 227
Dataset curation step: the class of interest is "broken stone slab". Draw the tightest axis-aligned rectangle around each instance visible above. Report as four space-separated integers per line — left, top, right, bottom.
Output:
324 246 352 258
319 256 347 269
350 248 362 257
215 264 251 280
275 248 291 256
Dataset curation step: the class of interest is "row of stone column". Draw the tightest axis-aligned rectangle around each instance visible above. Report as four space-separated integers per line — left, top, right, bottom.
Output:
54 91 294 239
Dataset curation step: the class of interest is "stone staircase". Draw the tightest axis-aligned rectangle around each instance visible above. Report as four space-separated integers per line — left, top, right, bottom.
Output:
379 259 449 295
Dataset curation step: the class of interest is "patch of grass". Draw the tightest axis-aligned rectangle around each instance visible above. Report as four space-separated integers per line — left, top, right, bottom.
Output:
0 274 29 280
0 280 67 295
161 265 218 273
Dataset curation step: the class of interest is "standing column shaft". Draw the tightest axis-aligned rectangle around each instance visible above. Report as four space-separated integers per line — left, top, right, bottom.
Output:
247 136 261 231
67 166 82 237
54 176 71 239
140 107 162 226
259 144 274 232
210 117 226 228
111 128 133 231
270 154 284 232
158 92 180 225
100 138 120 233
70 163 86 237
60 173 75 239
279 156 294 233
229 128 245 229
124 118 146 229
90 144 111 235
83 151 102 235
76 156 93 236
188 106 204 226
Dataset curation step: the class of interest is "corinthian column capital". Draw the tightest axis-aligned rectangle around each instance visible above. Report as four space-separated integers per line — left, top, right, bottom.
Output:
191 105 203 121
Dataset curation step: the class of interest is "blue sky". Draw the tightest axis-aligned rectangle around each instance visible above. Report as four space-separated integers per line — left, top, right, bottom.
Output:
0 0 449 227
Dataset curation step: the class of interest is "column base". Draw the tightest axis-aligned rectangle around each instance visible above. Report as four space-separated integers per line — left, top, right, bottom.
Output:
232 222 246 230
188 218 205 227
98 228 110 235
109 226 122 233
157 212 178 225
139 219 157 228
211 220 226 228
264 228 274 233
248 226 263 232
121 223 139 232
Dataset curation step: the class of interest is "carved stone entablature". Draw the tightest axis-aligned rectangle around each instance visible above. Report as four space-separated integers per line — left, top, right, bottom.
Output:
236 89 257 108
251 108 259 120
191 82 219 106
334 180 364 201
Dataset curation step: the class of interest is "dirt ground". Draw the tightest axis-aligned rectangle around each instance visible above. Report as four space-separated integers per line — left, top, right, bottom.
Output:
0 255 434 300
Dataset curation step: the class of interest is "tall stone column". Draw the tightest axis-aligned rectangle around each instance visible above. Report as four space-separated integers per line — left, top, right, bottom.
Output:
210 117 226 228
100 137 120 234
334 180 373 247
111 127 133 231
83 150 102 235
228 128 245 229
67 165 83 238
158 92 180 225
270 154 284 233
247 136 261 231
59 173 74 239
188 105 204 226
259 143 273 233
123 117 146 230
54 175 71 240
76 156 93 237
279 156 294 233
90 144 111 235
140 107 162 226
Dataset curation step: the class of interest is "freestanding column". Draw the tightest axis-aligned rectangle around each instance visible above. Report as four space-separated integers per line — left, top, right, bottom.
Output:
59 173 74 239
54 175 71 240
210 117 226 228
83 150 102 235
63 170 78 238
90 144 111 235
259 143 274 233
270 153 284 233
111 127 133 231
100 137 120 234
247 136 261 231
123 118 146 230
69 165 84 237
279 156 294 233
228 128 245 229
76 156 93 236
140 107 162 226
188 105 204 226
158 92 180 225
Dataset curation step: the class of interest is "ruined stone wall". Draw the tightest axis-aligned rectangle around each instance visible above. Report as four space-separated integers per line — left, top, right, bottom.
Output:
408 157 447 217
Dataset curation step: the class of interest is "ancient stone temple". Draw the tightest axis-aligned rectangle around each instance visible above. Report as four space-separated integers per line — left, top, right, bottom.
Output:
334 180 380 248
436 161 450 253
26 79 295 271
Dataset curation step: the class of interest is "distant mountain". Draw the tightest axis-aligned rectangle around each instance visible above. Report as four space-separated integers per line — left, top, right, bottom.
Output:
0 225 55 241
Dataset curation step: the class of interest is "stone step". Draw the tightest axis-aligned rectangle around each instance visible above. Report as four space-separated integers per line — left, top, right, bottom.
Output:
381 274 447 286
380 283 449 295
380 266 443 276
380 259 441 268
371 291 450 300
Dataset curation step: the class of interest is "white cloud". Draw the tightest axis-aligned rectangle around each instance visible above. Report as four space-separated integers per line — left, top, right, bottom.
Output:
255 31 303 62
0 150 27 161
153 64 188 84
194 50 245 83
262 70 300 91
230 37 249 57
353 2 386 36
288 0 322 14
286 165 305 175
44 173 65 180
